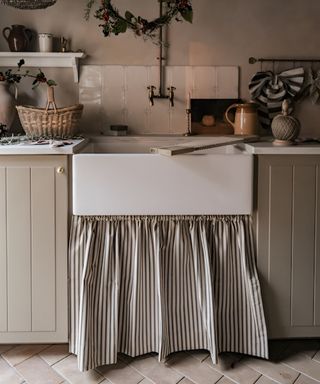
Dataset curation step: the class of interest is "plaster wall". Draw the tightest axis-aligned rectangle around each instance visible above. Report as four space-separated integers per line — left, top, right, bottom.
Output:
0 0 319 135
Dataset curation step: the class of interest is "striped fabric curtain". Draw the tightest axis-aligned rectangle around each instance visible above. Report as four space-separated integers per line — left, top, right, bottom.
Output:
69 215 268 372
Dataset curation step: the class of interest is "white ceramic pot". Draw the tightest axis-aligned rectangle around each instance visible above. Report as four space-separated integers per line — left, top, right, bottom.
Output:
38 33 53 52
0 82 16 131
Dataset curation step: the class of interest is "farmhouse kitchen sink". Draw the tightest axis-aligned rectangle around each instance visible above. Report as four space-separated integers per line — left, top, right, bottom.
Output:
72 136 253 215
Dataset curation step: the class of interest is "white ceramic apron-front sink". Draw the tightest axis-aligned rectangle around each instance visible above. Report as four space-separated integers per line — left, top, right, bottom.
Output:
72 138 253 215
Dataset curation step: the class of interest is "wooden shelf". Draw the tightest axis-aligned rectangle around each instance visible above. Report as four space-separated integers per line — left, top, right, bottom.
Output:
0 52 86 83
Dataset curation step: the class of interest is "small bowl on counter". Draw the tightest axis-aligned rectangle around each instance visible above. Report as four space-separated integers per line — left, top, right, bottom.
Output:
109 125 128 136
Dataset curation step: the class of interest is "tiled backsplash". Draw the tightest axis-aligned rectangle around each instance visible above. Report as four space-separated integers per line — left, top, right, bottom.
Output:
79 65 239 135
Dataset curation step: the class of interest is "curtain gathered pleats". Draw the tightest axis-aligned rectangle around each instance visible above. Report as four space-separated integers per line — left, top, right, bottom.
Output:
69 215 268 371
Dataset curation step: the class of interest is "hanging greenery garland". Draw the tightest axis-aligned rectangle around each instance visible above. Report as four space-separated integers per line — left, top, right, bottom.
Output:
85 0 193 41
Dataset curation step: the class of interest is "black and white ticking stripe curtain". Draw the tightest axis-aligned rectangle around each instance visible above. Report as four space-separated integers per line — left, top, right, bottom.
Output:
249 67 304 130
69 215 268 372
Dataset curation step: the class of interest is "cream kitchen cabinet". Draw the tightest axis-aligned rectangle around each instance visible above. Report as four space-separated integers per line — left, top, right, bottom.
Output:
256 155 320 338
0 155 68 343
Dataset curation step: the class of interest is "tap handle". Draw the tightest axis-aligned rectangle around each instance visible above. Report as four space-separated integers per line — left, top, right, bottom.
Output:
167 86 176 107
147 85 156 107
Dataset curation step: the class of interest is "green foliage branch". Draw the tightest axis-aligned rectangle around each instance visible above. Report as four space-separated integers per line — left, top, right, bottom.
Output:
0 59 57 89
85 0 193 41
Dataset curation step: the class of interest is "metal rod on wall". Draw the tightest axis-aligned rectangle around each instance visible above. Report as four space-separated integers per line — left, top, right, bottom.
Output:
147 0 176 107
249 56 320 64
158 0 165 96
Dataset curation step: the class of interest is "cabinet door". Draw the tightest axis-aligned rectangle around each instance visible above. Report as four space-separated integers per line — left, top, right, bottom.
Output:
0 155 68 343
256 155 320 338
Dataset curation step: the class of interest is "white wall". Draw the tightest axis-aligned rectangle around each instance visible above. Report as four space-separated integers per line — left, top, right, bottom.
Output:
1 0 320 135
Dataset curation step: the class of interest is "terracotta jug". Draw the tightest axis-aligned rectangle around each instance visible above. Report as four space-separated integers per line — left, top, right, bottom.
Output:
2 25 32 52
0 82 16 131
225 102 260 135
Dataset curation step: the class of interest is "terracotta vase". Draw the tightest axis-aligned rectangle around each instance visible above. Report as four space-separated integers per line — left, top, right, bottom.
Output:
2 24 32 52
0 82 16 131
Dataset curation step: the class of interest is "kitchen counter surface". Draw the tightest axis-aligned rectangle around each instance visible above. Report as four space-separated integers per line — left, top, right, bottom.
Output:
0 138 88 155
244 140 320 155
1 135 320 155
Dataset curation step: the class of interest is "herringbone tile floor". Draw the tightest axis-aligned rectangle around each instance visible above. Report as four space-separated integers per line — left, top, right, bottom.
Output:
0 340 319 384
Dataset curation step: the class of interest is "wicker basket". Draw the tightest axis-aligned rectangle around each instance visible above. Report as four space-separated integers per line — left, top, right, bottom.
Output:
16 86 83 137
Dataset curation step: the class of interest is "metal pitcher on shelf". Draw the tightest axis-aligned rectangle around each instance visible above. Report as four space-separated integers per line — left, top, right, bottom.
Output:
225 102 260 135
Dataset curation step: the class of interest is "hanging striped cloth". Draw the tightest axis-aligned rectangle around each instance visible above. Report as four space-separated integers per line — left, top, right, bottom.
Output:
69 215 269 372
249 67 304 130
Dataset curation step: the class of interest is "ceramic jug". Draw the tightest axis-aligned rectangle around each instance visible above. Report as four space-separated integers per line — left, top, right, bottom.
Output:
0 82 16 131
2 25 32 52
225 102 260 135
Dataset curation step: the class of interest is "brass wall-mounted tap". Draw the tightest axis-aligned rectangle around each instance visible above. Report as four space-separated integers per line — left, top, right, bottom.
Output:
167 86 176 107
147 85 156 106
147 85 176 107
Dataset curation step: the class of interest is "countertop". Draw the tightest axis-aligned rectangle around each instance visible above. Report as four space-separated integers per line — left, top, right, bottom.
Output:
0 135 320 155
244 140 320 155
0 138 88 155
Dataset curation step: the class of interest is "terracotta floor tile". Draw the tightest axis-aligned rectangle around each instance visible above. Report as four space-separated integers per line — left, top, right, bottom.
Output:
312 351 320 364
52 355 105 384
243 357 299 384
97 361 144 384
187 350 210 363
0 356 24 384
0 340 319 384
295 374 320 384
167 352 222 384
129 354 184 384
39 344 70 366
178 379 196 384
15 355 64 384
216 378 237 384
255 376 278 384
282 353 320 381
205 353 261 384
2 345 50 367
0 345 14 355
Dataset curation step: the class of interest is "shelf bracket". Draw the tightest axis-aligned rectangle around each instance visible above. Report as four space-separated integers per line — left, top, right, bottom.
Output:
71 57 79 83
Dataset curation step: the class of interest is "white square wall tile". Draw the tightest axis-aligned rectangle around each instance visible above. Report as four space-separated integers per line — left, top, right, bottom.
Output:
79 66 103 134
125 66 150 134
167 66 189 134
192 66 218 99
79 65 239 135
80 66 102 89
147 65 171 134
216 66 239 98
190 66 239 99
101 65 126 131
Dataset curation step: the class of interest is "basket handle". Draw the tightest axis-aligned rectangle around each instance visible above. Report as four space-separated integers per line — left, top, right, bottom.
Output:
45 85 57 113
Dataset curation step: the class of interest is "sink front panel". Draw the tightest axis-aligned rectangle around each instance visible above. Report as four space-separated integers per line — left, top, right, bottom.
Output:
73 150 253 215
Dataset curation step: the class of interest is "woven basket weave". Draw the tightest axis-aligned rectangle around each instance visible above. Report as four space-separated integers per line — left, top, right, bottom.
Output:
16 86 83 137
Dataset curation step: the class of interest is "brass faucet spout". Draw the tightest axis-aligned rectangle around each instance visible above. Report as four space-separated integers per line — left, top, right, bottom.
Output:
147 85 156 107
168 86 176 107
